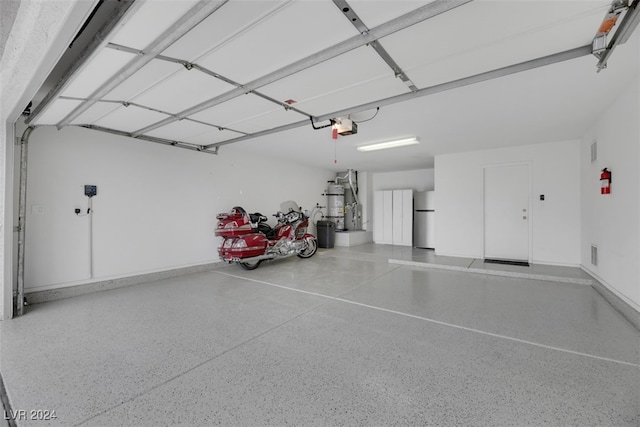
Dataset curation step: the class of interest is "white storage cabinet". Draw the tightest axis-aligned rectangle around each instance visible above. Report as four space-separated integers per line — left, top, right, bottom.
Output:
373 189 412 246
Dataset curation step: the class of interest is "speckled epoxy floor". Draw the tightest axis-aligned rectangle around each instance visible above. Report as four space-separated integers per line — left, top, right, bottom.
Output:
1 244 638 426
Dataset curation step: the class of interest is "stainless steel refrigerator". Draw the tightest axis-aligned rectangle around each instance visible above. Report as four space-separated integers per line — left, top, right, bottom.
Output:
414 191 435 249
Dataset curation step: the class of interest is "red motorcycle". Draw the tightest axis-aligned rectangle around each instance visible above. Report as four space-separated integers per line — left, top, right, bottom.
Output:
215 201 318 270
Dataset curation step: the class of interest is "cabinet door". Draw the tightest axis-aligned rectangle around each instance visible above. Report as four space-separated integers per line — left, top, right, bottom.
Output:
401 189 413 246
382 190 393 244
373 191 384 244
392 190 404 245
393 189 413 246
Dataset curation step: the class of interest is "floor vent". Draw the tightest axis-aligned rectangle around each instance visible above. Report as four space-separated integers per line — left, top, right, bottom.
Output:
484 258 530 267
591 245 598 266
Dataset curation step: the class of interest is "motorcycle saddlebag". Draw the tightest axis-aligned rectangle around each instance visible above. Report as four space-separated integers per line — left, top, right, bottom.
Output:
222 233 268 259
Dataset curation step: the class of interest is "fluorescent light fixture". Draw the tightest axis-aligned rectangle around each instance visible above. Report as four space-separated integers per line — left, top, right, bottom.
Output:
357 137 419 152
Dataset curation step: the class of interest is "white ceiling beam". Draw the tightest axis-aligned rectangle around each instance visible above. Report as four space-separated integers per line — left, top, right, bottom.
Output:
132 0 473 136
77 125 218 154
53 0 229 129
204 44 593 150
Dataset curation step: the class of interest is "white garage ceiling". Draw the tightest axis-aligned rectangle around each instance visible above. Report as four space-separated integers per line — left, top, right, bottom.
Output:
27 0 640 172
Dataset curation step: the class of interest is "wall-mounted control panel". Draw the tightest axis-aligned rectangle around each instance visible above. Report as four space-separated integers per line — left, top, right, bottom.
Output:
84 185 97 198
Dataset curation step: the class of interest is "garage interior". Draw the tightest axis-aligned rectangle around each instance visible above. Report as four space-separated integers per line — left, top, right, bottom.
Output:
1 0 639 425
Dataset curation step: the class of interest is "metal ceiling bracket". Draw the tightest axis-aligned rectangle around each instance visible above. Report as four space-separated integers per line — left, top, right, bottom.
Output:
333 0 419 92
132 0 473 136
595 0 640 71
55 0 229 129
204 44 592 150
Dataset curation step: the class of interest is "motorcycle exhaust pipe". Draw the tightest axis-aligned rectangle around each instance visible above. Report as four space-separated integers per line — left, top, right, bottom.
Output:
233 254 277 263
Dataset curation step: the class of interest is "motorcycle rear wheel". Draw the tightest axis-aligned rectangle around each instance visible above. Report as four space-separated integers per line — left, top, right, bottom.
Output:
297 238 317 259
239 260 262 270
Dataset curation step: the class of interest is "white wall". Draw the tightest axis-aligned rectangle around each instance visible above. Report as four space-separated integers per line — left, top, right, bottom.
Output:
372 168 434 192
435 141 581 265
21 125 334 292
580 77 640 310
363 168 433 235
357 169 433 232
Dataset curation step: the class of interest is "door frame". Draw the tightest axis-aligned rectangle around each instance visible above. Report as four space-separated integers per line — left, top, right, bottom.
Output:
482 161 533 263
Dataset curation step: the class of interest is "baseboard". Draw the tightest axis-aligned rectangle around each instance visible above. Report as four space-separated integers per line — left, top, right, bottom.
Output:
581 266 640 331
24 262 223 306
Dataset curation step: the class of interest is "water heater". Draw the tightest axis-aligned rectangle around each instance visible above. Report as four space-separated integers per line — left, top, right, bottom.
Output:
326 183 345 230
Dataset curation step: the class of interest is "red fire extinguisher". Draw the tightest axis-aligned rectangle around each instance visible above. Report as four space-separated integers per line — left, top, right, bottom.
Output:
600 168 612 195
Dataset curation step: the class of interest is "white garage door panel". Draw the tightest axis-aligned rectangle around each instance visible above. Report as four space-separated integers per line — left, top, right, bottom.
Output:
133 69 235 114
95 106 170 133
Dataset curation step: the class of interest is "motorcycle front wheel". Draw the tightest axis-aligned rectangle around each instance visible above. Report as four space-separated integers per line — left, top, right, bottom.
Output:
238 260 262 270
297 238 317 259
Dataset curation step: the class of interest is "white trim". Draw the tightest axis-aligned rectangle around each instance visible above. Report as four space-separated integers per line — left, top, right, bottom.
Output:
24 260 221 293
389 259 593 286
1 122 16 320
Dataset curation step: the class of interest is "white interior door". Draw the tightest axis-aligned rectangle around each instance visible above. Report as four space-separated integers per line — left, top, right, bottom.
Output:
484 164 530 261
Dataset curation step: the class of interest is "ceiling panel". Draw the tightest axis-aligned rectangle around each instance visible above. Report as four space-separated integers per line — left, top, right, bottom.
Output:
144 119 242 144
69 101 121 125
291 73 408 116
218 107 308 134
181 127 245 145
188 93 279 125
347 0 435 28
197 0 359 84
132 68 236 114
94 105 171 133
109 0 202 51
259 46 409 115
104 58 182 102
161 1 289 63
32 99 83 125
381 0 610 88
404 19 603 89
60 49 137 99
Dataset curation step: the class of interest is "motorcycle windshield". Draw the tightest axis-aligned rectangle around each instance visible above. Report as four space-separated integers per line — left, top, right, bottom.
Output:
280 200 299 213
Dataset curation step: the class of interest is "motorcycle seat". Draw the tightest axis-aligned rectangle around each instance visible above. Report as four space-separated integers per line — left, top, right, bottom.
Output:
249 212 268 223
